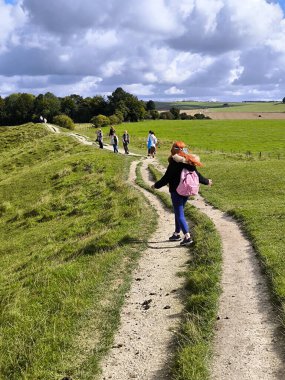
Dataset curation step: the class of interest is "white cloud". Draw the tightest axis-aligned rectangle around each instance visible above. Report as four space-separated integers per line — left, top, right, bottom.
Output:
0 0 26 52
123 83 155 96
0 0 285 101
164 86 185 95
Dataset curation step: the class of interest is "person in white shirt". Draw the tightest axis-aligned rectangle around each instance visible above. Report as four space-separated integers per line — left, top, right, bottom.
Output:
149 132 157 158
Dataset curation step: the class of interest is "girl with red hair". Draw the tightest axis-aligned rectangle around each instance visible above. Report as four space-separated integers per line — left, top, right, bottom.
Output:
152 141 212 246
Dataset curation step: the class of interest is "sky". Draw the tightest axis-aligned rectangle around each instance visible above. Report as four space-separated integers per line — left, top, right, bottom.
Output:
1 0 285 102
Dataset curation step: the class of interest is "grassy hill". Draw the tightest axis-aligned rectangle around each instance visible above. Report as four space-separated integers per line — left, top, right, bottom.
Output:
0 123 154 379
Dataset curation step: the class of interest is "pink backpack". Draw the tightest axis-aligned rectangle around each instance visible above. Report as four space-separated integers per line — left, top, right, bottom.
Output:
176 168 199 196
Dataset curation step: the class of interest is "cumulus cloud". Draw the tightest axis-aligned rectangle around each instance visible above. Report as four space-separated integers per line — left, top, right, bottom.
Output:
0 0 285 101
165 86 185 95
0 0 26 52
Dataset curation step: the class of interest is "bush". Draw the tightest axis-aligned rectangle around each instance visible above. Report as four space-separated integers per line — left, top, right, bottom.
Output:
109 114 120 125
194 113 207 119
90 114 110 128
180 112 194 120
159 111 174 120
148 110 160 120
53 115 75 130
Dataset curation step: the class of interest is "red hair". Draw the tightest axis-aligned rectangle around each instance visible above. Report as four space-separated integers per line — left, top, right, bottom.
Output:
169 141 203 167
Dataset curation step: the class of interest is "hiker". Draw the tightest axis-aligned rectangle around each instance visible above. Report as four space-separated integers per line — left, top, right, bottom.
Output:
96 128 103 149
109 126 116 144
111 133 119 153
122 130 130 154
151 141 212 246
149 131 157 158
146 130 152 156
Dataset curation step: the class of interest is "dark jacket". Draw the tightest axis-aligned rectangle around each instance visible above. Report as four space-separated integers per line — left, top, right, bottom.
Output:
122 133 130 143
154 157 209 193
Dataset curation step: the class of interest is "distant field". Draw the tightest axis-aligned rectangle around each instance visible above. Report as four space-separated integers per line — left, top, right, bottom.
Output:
76 119 285 158
155 100 285 113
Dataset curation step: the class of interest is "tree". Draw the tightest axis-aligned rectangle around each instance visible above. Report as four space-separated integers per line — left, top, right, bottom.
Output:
90 95 108 116
108 87 147 121
60 96 78 119
282 97 285 104
34 92 61 121
169 107 180 119
4 93 35 125
146 100 156 111
53 114 75 130
0 96 6 125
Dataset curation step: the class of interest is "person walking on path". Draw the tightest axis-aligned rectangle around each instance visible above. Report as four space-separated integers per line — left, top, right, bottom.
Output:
96 128 104 149
152 141 212 246
122 130 130 154
147 130 152 156
149 131 157 158
112 133 119 153
109 126 116 144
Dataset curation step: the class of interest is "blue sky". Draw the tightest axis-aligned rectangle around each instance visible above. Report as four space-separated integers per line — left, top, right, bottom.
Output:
1 0 285 101
278 0 285 11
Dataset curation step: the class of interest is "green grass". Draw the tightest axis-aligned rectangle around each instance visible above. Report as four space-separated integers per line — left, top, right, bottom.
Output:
0 124 155 379
201 155 285 311
74 119 285 158
155 101 285 112
138 164 222 380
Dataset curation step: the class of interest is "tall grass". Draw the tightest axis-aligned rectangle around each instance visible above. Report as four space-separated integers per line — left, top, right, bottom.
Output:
0 124 155 379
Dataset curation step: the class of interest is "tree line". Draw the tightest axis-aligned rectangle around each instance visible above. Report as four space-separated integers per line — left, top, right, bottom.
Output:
0 86 211 127
0 87 157 127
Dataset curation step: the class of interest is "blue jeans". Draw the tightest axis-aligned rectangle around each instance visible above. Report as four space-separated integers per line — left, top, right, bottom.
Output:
171 191 189 234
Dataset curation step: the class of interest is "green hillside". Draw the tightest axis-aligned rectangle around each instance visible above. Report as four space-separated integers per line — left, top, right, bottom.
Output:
0 124 154 379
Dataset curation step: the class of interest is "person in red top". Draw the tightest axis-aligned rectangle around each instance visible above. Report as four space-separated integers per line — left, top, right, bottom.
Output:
152 141 212 246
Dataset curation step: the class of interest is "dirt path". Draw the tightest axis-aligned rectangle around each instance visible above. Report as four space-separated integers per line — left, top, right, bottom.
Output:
100 160 285 380
45 123 141 155
99 159 189 379
190 195 285 380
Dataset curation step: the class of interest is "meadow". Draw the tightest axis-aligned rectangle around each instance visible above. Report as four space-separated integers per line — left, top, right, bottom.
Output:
76 119 285 157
